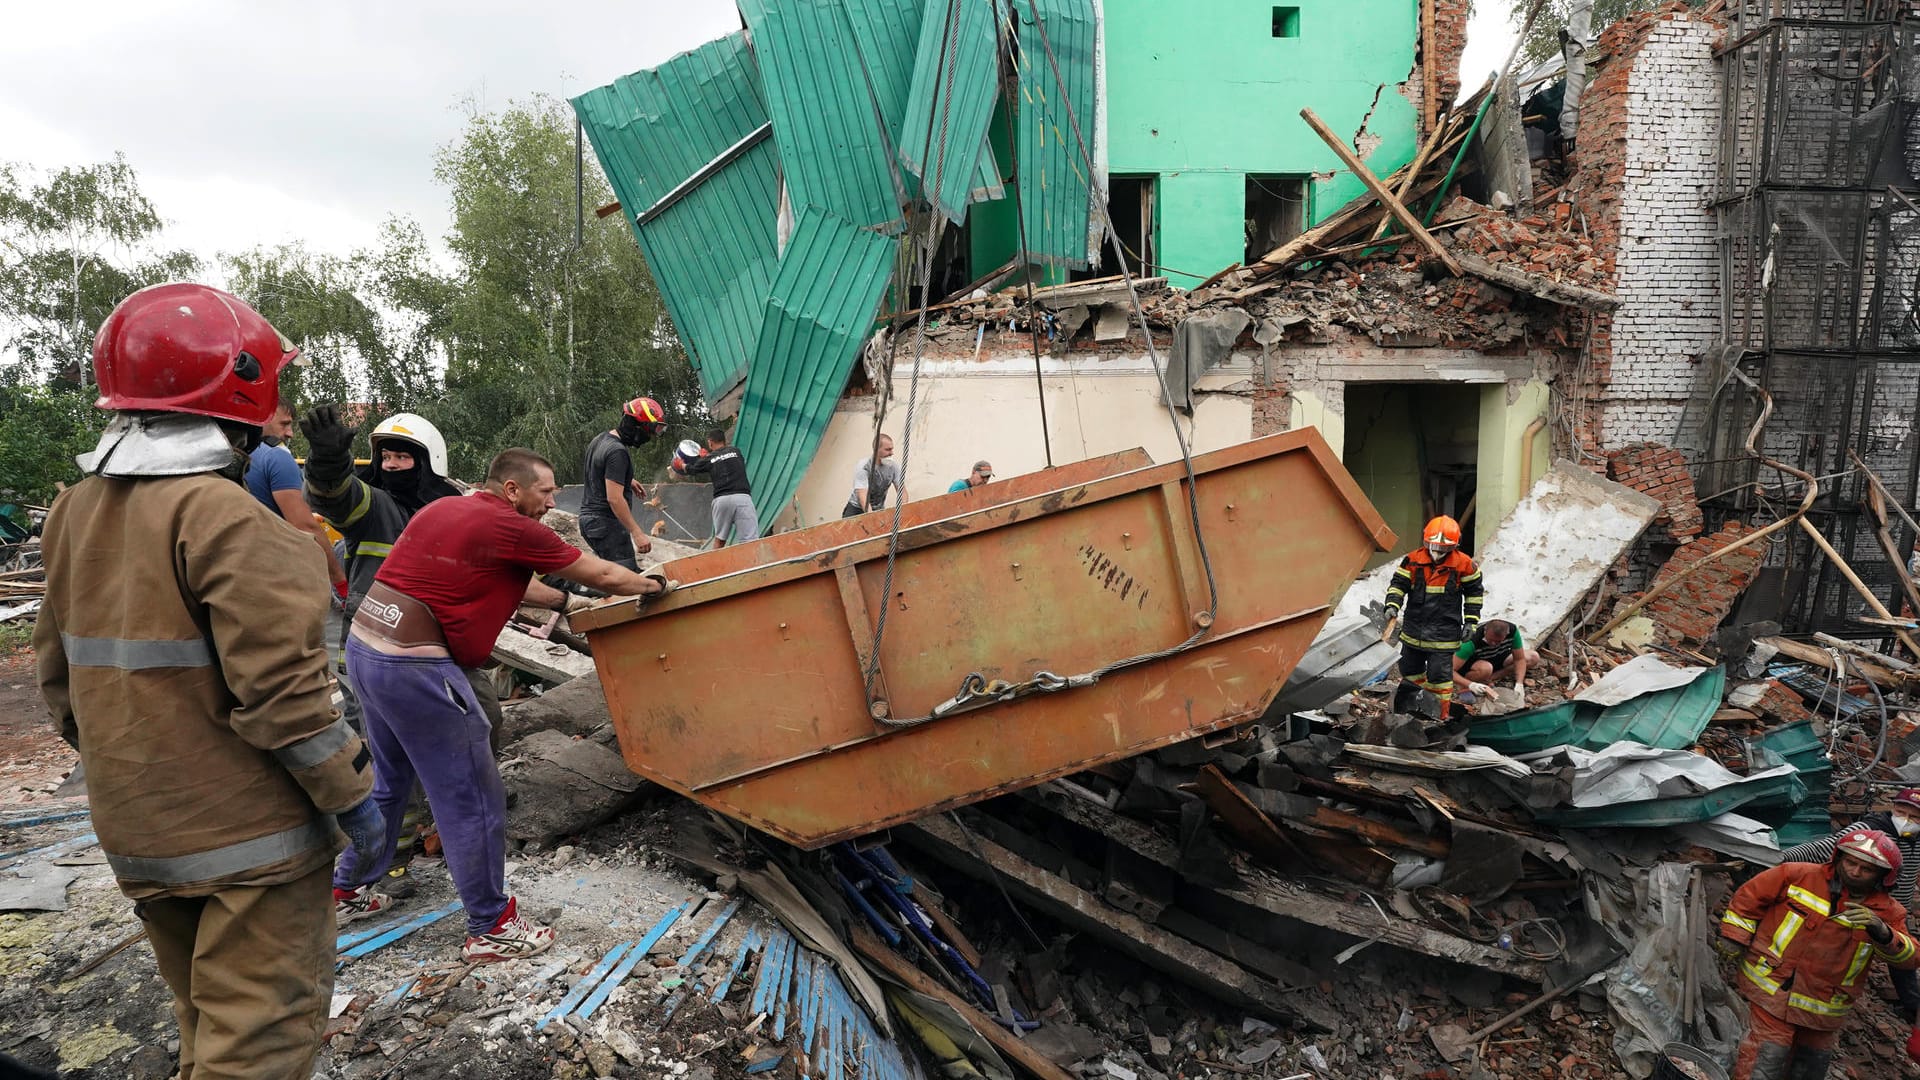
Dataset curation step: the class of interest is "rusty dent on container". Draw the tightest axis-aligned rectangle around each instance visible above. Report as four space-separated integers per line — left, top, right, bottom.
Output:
573 429 1394 849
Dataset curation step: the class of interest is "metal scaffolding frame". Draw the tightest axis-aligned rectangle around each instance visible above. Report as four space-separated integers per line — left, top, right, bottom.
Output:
1696 2 1920 634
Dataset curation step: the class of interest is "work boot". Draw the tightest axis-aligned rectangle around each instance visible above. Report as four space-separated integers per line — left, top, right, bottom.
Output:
1782 1048 1834 1080
334 884 395 926
463 897 555 963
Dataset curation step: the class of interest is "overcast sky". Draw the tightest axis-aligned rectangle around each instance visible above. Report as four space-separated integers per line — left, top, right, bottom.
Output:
1 2 1516 268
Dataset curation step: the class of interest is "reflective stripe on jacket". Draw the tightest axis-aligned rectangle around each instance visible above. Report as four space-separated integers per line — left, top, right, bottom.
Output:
34 473 372 900
1384 548 1484 649
1720 861 1918 1030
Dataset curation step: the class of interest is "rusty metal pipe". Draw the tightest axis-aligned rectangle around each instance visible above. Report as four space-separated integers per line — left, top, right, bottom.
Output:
1519 415 1547 491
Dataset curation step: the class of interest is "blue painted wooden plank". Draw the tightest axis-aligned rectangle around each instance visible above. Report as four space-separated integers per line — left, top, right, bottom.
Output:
745 1051 784 1074
801 954 825 1055
338 901 463 961
751 930 792 1017
383 978 417 1007
675 899 741 969
539 943 632 1030
335 905 438 953
578 902 689 1020
711 927 762 1003
0 809 90 829
0 831 97 869
773 936 799 1040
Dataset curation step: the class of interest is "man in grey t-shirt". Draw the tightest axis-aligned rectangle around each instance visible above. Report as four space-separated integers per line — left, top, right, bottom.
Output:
842 434 907 517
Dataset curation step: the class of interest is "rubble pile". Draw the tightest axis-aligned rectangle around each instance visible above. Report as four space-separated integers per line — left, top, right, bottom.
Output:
1446 194 1607 294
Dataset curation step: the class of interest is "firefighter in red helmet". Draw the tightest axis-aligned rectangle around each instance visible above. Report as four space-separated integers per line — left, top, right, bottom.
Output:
1720 829 1917 1079
35 284 382 1078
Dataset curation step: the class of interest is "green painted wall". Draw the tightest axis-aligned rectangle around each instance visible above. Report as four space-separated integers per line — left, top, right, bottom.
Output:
1476 380 1550 546
1103 0 1420 286
1342 386 1425 571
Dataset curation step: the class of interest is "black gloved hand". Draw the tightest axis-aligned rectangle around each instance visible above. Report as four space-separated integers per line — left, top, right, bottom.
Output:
299 404 358 483
334 796 387 881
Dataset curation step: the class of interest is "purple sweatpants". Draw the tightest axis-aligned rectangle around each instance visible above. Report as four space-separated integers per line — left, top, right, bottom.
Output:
333 638 507 936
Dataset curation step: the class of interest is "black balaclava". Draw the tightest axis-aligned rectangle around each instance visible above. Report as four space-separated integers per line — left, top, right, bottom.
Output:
214 421 262 485
360 438 460 516
616 415 657 447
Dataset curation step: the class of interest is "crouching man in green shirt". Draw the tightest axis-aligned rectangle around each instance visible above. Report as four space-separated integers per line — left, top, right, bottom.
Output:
1453 619 1538 694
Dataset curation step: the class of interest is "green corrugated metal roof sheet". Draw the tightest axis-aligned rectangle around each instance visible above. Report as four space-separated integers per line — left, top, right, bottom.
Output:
900 0 1002 223
1537 770 1809 828
845 0 1004 206
573 33 781 404
735 207 898 517
739 0 905 230
1468 668 1726 755
1012 0 1095 268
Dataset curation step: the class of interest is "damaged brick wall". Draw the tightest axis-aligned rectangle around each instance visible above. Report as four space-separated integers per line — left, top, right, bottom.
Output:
1606 442 1705 539
1562 5 1723 453
1429 0 1470 127
1630 520 1765 646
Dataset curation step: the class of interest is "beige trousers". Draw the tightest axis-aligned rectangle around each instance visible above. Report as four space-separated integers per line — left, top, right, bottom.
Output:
135 863 335 1080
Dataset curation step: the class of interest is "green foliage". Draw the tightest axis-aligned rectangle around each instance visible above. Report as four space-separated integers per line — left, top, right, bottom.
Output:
0 103 708 494
0 619 32 653
1506 0 1710 68
429 96 706 480
0 155 200 385
0 379 96 502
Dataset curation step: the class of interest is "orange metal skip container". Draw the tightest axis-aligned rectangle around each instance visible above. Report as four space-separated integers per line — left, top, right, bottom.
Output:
572 429 1394 848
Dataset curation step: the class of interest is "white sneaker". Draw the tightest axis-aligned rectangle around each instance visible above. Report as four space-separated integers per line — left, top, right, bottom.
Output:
463 897 555 963
334 884 394 926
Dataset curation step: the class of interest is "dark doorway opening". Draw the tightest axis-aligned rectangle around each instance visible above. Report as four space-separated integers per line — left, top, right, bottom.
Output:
1078 174 1154 281
1342 383 1481 567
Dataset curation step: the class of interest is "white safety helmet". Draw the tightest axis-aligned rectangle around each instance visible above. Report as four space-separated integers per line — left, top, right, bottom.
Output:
369 412 449 477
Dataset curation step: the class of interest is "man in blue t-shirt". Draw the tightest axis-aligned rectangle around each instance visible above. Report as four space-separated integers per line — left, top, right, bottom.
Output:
249 403 347 597
947 460 993 494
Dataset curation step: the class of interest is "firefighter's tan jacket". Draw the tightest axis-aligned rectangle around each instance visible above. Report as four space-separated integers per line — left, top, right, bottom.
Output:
34 472 373 900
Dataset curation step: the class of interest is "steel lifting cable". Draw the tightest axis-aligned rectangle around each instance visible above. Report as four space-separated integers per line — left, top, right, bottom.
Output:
994 5 1054 468
863 0 967 707
868 0 1222 728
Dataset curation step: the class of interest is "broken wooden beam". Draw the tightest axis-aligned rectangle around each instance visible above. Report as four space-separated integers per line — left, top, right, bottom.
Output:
1451 251 1620 311
1299 108 1462 276
1018 784 1546 981
851 925 1078 1080
1758 636 1915 691
1190 765 1392 886
1235 782 1450 859
901 814 1336 1030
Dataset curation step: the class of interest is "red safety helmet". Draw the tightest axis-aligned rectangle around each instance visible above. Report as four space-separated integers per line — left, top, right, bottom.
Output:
1835 828 1902 889
623 396 667 434
92 283 297 427
1423 516 1462 550
1894 787 1920 814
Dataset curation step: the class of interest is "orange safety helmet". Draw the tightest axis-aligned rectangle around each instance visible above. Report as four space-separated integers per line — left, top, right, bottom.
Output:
1835 828 1902 889
1423 516 1462 550
92 283 298 427
622 396 668 433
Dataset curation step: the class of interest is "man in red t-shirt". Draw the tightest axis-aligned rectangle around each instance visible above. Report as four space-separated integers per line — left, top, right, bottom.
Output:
331 448 667 962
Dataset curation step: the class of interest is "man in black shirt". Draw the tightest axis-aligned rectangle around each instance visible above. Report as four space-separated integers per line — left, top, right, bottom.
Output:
684 427 759 546
579 396 667 570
